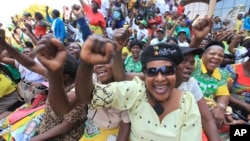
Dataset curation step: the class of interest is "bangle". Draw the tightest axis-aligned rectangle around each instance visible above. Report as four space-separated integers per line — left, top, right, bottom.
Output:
233 120 236 125
216 103 226 111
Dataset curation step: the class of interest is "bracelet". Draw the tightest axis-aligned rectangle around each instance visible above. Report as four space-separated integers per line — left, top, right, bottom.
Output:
216 103 226 111
233 120 236 125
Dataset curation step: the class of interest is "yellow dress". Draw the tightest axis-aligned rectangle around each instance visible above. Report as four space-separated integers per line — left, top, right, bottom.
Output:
91 77 202 141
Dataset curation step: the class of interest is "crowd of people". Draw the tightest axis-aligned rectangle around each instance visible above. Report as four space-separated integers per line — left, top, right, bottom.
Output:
0 0 250 140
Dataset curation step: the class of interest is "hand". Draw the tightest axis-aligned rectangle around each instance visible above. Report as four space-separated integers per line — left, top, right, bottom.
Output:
212 107 226 129
45 6 49 12
192 15 213 39
35 34 67 73
71 4 84 19
80 35 115 65
112 27 132 52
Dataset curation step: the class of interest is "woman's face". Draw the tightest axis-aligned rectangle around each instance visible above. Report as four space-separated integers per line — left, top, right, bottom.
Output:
144 60 176 102
202 46 224 73
176 53 195 83
94 62 113 84
23 47 33 57
200 40 208 49
66 43 81 60
91 1 99 10
131 45 141 60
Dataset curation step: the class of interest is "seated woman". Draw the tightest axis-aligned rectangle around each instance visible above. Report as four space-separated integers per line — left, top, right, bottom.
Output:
225 48 250 124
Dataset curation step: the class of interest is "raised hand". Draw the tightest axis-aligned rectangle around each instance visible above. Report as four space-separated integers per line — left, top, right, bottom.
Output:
192 15 213 39
35 34 66 73
112 27 132 52
71 4 84 19
80 35 115 65
45 6 49 12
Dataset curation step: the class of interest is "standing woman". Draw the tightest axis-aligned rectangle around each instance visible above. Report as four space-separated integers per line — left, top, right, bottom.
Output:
79 0 106 35
34 12 50 39
45 6 67 43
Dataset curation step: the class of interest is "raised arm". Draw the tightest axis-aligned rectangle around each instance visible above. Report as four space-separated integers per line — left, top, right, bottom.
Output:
190 16 213 48
72 4 92 41
0 29 46 76
76 36 115 104
111 27 131 81
35 35 73 115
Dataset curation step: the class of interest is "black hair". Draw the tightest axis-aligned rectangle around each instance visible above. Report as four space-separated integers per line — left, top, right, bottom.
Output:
166 36 178 44
34 12 44 21
24 41 34 49
204 40 225 50
243 38 250 49
52 9 60 17
129 40 143 50
63 53 79 79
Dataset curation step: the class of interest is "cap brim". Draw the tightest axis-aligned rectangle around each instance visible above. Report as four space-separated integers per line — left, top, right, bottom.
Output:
180 47 203 55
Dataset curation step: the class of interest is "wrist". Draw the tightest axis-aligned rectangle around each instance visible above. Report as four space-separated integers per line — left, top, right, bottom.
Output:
215 103 226 112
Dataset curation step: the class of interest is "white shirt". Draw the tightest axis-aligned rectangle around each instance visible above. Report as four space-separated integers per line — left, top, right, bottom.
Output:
15 58 46 82
178 41 189 47
178 77 203 101
99 0 110 18
150 37 167 45
136 27 148 40
106 27 114 39
155 0 166 14
235 47 248 64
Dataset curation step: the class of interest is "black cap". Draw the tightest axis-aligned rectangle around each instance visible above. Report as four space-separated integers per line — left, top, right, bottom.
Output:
141 43 184 66
180 47 203 56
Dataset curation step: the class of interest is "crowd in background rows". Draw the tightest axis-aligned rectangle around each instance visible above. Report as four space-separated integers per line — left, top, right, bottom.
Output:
0 0 250 141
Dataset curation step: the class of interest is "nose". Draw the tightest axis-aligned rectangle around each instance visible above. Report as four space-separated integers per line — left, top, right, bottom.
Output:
154 72 166 82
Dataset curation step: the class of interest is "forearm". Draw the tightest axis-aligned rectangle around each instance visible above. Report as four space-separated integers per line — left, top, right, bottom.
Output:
79 0 86 7
117 121 131 141
230 96 250 113
48 73 72 115
0 57 15 67
3 42 36 66
216 95 229 107
77 17 92 41
75 60 94 104
26 32 39 46
32 120 74 140
228 40 237 54
198 98 220 141
190 36 203 48
112 51 126 81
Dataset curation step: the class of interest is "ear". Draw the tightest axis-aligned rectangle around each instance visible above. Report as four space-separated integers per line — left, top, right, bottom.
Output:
63 74 74 87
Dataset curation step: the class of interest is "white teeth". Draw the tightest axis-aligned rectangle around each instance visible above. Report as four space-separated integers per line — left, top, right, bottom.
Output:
155 85 166 89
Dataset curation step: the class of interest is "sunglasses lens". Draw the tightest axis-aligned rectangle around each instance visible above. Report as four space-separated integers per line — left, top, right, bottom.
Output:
161 66 175 75
147 68 157 77
146 66 175 77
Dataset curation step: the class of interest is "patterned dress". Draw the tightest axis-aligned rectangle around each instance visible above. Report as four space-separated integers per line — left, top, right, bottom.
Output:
90 77 202 141
191 59 230 100
37 101 87 141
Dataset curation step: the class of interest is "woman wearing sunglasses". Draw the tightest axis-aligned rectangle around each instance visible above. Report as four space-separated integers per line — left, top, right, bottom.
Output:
71 36 202 141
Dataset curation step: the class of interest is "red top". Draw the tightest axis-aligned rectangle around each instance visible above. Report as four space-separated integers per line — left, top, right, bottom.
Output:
34 23 47 37
84 4 106 28
177 5 185 17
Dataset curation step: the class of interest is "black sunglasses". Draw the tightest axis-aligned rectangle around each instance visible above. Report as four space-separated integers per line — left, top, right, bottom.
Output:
144 66 176 77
